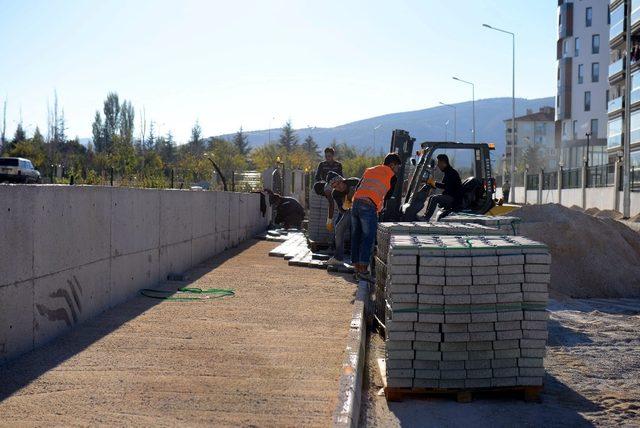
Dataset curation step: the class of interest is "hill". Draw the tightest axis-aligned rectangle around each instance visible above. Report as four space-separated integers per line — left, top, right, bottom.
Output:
218 96 554 157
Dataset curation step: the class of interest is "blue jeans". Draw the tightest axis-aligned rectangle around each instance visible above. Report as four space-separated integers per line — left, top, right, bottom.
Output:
334 211 351 261
351 199 378 267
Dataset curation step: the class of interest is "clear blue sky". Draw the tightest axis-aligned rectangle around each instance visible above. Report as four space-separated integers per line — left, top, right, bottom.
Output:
0 0 557 143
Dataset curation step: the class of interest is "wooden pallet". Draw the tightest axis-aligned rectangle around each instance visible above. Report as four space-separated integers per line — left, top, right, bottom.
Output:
378 358 542 403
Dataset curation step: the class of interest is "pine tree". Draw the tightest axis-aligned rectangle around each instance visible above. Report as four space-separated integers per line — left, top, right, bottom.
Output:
147 121 156 151
189 120 204 155
278 120 298 151
92 111 105 152
119 100 135 144
303 134 320 159
232 126 250 156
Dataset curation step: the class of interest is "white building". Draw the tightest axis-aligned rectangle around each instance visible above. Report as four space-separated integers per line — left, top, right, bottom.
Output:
503 107 557 173
556 0 610 168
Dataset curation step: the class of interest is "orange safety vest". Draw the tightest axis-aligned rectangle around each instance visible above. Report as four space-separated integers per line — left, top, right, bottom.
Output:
353 165 395 212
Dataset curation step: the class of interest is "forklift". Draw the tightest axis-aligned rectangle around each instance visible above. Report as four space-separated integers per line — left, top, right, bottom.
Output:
381 129 518 222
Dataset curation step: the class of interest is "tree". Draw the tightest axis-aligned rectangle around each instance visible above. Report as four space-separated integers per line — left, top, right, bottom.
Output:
189 120 204 155
103 92 121 148
232 126 250 156
119 100 135 144
156 131 176 165
251 142 284 171
6 123 27 152
302 134 320 159
278 120 298 151
92 111 105 152
147 120 156 151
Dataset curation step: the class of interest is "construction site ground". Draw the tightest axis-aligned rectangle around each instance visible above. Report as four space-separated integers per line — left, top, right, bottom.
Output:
0 240 356 426
360 295 640 427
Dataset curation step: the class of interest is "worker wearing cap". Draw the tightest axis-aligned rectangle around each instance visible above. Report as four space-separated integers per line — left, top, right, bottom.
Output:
269 192 305 229
325 172 360 266
351 153 402 280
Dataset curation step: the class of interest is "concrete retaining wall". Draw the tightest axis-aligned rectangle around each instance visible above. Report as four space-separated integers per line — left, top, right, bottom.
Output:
0 185 268 364
512 185 640 216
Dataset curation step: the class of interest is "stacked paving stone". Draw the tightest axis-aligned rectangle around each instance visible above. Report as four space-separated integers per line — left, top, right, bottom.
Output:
384 234 550 390
308 191 333 244
440 214 521 235
377 222 502 262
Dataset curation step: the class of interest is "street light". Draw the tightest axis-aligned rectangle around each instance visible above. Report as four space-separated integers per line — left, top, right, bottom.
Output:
585 132 592 168
444 120 450 141
373 124 382 155
439 101 457 141
483 23 516 203
452 76 475 143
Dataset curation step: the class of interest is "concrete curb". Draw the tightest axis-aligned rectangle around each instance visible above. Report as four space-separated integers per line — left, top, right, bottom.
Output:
332 280 368 428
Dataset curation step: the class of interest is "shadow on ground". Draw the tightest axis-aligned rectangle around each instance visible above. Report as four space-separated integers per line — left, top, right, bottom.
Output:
0 239 259 403
547 319 593 347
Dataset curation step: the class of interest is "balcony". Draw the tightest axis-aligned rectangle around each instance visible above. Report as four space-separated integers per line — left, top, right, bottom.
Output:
632 88 640 105
608 95 624 114
633 0 640 26
609 58 625 81
610 4 625 42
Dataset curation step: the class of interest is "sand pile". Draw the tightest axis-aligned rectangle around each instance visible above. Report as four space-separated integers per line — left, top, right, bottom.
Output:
511 204 640 298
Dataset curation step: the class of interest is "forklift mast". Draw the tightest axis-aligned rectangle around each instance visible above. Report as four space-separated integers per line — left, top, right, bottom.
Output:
380 129 415 222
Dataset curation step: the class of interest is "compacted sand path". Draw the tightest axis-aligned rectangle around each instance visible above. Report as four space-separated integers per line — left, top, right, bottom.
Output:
0 240 356 426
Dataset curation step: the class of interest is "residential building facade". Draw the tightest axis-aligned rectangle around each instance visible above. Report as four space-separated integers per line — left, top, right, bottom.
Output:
503 107 557 174
608 0 640 170
557 0 610 168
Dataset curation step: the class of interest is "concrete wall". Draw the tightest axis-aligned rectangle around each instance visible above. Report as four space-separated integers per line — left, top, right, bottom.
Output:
512 184 640 216
0 185 268 364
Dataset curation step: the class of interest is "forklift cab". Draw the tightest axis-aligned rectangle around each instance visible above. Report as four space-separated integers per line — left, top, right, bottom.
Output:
399 141 497 221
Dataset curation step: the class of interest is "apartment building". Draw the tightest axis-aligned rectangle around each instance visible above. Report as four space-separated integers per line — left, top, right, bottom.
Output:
503 107 557 173
608 0 640 169
557 0 610 168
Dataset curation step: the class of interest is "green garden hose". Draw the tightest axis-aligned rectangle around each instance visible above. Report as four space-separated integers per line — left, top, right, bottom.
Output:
140 287 235 301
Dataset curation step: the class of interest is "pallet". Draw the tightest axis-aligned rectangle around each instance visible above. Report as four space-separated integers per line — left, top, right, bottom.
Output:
378 358 542 403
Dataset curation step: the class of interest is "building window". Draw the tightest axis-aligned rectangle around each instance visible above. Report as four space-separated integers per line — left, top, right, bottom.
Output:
592 63 599 82
591 119 598 137
574 37 580 57
563 40 569 57
584 91 591 111
562 121 568 137
608 117 623 149
610 4 624 41
631 110 640 145
572 120 578 139
632 70 640 104
592 34 600 54
606 89 610 109
578 64 584 84
586 7 592 27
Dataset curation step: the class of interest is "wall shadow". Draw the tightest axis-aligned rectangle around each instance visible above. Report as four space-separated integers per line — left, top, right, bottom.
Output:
0 238 262 403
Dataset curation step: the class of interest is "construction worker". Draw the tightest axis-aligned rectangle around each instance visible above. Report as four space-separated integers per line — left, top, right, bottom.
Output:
423 154 462 221
351 153 402 280
269 192 305 229
325 172 360 266
314 147 343 232
502 179 510 203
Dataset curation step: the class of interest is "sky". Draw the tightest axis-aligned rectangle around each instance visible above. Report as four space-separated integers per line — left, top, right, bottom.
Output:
0 0 557 143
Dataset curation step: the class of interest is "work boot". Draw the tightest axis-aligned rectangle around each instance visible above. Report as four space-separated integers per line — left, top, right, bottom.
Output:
326 256 343 266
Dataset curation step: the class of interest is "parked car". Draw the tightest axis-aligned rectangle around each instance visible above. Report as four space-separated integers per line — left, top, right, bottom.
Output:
0 157 41 183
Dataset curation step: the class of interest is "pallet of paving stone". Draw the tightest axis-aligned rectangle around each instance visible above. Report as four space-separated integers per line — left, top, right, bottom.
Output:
268 233 306 257
376 222 502 263
308 191 333 244
383 234 550 393
439 214 521 235
383 385 542 403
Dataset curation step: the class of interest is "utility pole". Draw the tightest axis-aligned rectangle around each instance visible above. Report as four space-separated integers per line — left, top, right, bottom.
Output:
439 102 457 142
1 97 6 153
452 77 476 143
623 0 632 218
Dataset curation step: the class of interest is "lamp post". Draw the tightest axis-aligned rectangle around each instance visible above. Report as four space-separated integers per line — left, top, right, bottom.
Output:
452 76 475 143
439 101 457 141
483 23 516 203
585 131 592 168
373 124 382 155
444 120 449 141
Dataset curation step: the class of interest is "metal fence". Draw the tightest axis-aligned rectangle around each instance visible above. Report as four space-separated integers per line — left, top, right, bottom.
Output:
541 171 557 190
561 168 582 189
526 174 539 190
587 164 615 188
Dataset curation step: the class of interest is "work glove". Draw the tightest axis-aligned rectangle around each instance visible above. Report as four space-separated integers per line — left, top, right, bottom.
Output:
343 199 353 210
326 218 334 232
426 177 436 188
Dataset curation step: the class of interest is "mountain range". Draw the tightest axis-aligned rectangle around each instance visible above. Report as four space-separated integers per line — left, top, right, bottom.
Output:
218 96 555 157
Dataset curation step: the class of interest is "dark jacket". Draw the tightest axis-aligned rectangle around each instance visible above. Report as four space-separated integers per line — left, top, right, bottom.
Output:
332 178 360 213
274 196 305 226
435 165 462 202
315 161 343 182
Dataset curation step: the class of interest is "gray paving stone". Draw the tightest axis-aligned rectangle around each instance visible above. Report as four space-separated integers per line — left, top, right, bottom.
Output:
466 369 493 379
498 265 524 275
493 367 518 377
467 341 494 351
419 313 445 323
440 369 466 380
440 342 468 351
517 376 543 385
495 283 522 293
472 266 498 275
494 349 520 359
444 332 470 342
415 369 440 379
499 274 525 284
497 292 523 303
469 331 496 341
468 350 494 360
525 273 551 284
445 313 471 323
415 351 442 360
471 293 497 304
445 294 471 304
497 311 523 321
413 341 440 351
491 358 517 368
468 322 494 332
439 361 465 370
499 254 525 265
417 285 443 294
413 360 439 369
419 276 446 286
473 275 500 285
466 378 492 388
465 359 492 369
416 332 441 342
525 264 550 274
441 351 469 361
414 322 440 332
469 285 496 294
518 357 544 368
493 340 520 350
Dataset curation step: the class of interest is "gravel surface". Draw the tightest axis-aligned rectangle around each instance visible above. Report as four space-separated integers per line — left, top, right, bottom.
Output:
0 240 357 426
360 297 640 427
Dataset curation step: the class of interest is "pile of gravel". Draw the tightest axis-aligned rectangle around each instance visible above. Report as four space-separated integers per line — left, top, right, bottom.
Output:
511 204 640 298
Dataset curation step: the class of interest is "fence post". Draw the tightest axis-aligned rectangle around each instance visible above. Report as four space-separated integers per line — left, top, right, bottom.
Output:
581 160 588 209
537 169 543 204
110 167 114 187
171 169 174 189
523 169 528 205
614 160 621 211
557 166 563 206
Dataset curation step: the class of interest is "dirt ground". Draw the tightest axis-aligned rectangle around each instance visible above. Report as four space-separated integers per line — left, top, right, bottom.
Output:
0 240 356 426
360 297 640 427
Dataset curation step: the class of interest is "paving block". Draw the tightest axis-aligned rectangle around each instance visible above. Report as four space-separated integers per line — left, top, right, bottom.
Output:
439 361 465 370
413 341 440 351
497 311 523 321
472 266 498 275
414 322 440 332
473 275 499 285
496 283 522 293
387 359 413 369
416 332 441 342
467 369 492 379
466 378 492 388
414 360 439 369
468 350 494 360
440 370 466 380
491 358 518 369
518 357 544 368
415 351 442 360
517 377 543 386
415 369 440 379
467 341 494 351
441 351 469 361
466 359 492 369
494 349 520 359
439 379 466 388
